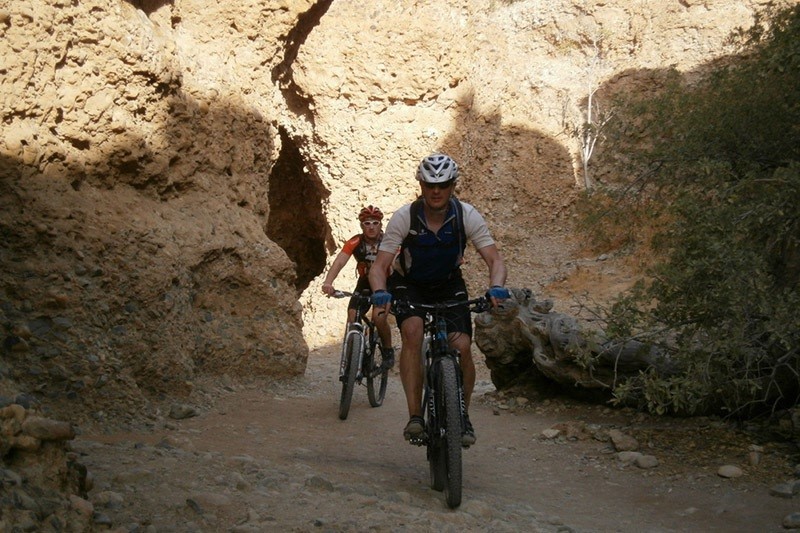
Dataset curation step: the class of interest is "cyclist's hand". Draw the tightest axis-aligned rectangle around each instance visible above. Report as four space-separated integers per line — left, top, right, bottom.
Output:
485 286 510 308
370 290 392 307
322 283 335 296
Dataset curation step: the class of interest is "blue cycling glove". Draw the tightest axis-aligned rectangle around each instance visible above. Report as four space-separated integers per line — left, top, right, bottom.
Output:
370 290 392 306
486 286 510 300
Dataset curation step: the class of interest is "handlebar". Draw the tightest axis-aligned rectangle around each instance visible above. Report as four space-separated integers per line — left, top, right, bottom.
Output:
329 292 492 314
391 296 491 315
330 290 370 300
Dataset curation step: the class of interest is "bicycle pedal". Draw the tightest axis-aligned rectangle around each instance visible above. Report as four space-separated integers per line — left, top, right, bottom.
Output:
409 435 426 446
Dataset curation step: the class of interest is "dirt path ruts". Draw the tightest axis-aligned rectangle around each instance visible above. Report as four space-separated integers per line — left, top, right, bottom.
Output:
75 345 798 532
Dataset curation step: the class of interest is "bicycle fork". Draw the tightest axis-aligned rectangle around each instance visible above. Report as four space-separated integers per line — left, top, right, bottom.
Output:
339 326 365 381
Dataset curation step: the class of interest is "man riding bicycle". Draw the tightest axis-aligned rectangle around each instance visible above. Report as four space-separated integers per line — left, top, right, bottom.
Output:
369 153 509 446
322 205 394 369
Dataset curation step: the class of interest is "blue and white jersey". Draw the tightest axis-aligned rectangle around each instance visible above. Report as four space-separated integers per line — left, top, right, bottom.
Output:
379 198 494 284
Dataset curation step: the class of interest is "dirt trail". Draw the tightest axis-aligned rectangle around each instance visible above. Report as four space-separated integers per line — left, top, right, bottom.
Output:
75 345 798 532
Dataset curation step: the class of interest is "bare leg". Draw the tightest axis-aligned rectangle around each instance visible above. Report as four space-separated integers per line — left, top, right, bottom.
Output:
371 306 392 349
450 332 474 408
399 316 424 417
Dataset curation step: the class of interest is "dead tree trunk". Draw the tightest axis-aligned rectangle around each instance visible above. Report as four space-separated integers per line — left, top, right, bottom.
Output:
474 288 671 397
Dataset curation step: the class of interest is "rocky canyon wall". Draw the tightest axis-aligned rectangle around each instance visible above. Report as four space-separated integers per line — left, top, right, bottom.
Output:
1 0 793 424
295 0 795 346
0 0 317 424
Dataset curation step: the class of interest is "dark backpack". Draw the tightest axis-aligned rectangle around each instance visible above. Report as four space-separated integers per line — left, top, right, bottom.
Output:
399 197 466 282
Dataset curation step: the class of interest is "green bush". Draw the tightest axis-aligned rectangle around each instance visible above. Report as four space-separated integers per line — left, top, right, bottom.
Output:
587 5 800 417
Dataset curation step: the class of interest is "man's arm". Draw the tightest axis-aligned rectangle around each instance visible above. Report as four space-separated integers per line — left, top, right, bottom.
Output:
477 244 507 287
477 244 508 306
368 250 394 292
321 251 351 295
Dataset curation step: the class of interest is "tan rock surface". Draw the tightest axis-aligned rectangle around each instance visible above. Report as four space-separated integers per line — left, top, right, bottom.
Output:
2 1 799 530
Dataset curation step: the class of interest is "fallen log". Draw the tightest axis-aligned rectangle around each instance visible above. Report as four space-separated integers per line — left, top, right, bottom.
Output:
474 288 671 397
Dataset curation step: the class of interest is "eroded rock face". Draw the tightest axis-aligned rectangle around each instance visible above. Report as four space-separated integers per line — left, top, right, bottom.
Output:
0 0 784 414
0 0 312 425
0 0 786 528
0 405 91 532
295 0 785 347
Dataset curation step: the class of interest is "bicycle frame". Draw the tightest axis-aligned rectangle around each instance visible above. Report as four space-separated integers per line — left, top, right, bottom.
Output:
336 293 373 381
331 290 389 419
408 300 487 441
395 298 490 435
394 296 489 508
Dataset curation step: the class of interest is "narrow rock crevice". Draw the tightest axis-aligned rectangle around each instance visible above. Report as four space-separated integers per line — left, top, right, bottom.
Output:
266 127 328 293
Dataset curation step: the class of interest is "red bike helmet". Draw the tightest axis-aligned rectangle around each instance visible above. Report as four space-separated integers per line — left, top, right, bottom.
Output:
358 205 383 222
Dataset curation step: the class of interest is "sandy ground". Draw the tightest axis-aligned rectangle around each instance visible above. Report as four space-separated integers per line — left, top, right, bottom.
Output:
74 342 799 532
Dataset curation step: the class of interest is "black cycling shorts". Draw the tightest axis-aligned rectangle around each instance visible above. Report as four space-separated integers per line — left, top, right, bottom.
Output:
388 271 472 336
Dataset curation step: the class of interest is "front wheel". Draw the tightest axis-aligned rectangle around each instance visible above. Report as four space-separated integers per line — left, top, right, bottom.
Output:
428 438 446 492
440 357 463 508
366 335 388 407
338 332 361 420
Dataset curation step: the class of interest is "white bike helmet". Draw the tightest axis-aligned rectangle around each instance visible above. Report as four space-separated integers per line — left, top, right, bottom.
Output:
416 153 459 184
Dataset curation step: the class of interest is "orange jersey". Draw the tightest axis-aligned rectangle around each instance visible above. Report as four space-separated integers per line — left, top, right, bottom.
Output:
341 233 381 277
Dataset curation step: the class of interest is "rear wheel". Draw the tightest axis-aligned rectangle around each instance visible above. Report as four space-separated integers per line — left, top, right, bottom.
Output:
338 332 361 420
366 333 388 407
440 357 463 508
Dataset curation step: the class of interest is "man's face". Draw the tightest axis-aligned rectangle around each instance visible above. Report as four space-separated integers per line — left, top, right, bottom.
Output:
420 180 455 210
361 218 382 236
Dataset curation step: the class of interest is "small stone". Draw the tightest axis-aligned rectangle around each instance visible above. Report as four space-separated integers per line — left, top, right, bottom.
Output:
94 490 124 510
770 482 797 498
8 336 30 352
21 416 75 441
635 454 659 469
0 468 23 486
305 475 334 491
92 512 113 526
69 494 94 518
12 325 32 339
541 429 560 439
168 404 198 420
0 404 26 422
783 512 800 528
608 429 639 452
717 465 744 478
617 451 643 464
10 435 40 451
748 450 762 466
188 492 231 507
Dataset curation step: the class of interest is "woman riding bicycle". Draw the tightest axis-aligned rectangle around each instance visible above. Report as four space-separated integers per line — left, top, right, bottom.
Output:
321 205 394 369
369 153 510 446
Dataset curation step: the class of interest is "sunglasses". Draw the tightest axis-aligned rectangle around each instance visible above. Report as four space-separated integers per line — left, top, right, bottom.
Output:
422 180 455 190
362 220 381 227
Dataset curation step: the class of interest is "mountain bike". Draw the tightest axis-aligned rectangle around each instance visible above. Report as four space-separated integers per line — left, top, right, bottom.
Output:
392 296 490 509
330 290 390 420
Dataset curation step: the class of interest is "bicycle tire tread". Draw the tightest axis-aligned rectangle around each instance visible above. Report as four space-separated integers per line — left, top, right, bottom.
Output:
441 358 463 508
338 332 361 420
